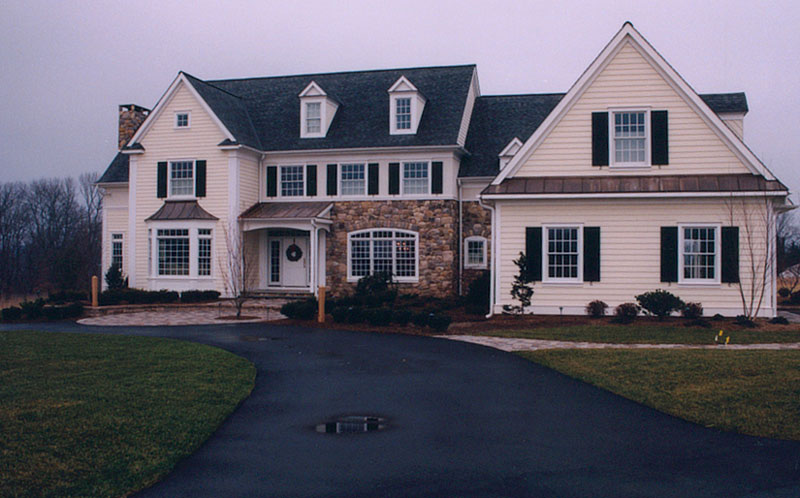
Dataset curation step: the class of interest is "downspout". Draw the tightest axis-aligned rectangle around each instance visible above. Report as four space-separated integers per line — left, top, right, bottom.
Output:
457 178 463 296
479 197 496 318
311 219 319 298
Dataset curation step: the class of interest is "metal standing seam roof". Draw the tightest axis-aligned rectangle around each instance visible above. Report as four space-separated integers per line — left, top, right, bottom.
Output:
145 201 219 221
239 202 333 220
482 174 788 196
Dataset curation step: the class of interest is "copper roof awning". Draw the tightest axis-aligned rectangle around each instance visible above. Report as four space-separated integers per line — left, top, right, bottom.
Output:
239 202 332 220
146 200 218 221
482 174 788 197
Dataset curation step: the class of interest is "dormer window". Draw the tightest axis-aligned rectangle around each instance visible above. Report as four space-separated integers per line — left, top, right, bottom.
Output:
299 81 338 138
396 98 411 130
498 137 523 170
306 103 321 134
388 76 425 135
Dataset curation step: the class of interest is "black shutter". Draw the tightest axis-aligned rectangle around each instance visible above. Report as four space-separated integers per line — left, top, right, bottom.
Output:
195 160 206 197
660 226 678 282
326 164 337 196
651 110 669 165
157 162 167 198
368 163 379 195
525 227 542 282
592 112 609 166
721 226 740 283
266 166 277 197
583 227 601 282
432 161 443 194
306 165 317 196
389 163 400 195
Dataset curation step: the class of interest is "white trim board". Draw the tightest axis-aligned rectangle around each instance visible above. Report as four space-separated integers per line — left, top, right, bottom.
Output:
492 22 778 186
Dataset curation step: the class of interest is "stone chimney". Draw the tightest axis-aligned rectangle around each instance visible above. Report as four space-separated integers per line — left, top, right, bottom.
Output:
118 104 150 149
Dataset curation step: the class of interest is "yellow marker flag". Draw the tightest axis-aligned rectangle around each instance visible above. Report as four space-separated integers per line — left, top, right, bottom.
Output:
725 337 730 345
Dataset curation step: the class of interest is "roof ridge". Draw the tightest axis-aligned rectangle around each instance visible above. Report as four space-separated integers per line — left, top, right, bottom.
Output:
478 93 565 99
206 64 477 84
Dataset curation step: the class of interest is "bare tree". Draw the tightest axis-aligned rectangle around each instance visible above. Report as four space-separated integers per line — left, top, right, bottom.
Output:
219 224 257 318
79 172 103 282
726 195 779 319
0 182 28 296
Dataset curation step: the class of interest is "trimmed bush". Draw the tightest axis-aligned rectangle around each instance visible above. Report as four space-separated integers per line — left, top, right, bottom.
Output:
104 264 126 290
345 306 365 324
464 271 490 315
585 300 608 318
778 287 791 298
47 290 87 304
734 315 757 328
635 289 685 320
391 309 412 325
364 308 392 326
20 299 45 320
427 313 452 332
331 306 348 323
2 306 22 321
769 316 790 325
612 303 639 324
711 313 725 321
99 289 179 306
411 311 429 328
682 302 704 319
280 299 318 320
180 290 221 303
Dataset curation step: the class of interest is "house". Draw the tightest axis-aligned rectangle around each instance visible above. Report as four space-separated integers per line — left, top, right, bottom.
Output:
97 23 790 316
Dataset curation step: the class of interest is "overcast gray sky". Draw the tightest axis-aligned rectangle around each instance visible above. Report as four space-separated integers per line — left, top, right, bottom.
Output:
1 0 798 195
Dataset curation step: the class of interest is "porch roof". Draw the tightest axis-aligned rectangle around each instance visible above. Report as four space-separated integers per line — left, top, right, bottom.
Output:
239 201 332 220
145 200 218 221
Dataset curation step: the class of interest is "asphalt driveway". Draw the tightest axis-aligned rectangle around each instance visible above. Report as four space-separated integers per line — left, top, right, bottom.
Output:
4 321 800 497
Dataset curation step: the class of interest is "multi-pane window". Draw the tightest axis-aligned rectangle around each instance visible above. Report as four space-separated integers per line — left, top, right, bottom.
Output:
270 240 281 283
340 163 366 196
198 229 212 276
402 162 429 194
682 226 717 281
465 236 487 268
280 165 304 197
175 112 189 128
546 227 580 281
157 229 190 276
306 102 321 134
111 233 123 269
170 161 194 196
348 229 418 280
396 98 411 130
613 111 647 164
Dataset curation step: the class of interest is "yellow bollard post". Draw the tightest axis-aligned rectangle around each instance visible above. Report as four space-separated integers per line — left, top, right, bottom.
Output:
318 286 326 323
91 276 99 307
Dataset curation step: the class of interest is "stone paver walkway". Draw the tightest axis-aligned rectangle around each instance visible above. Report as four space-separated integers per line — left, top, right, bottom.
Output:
438 334 800 351
78 309 285 326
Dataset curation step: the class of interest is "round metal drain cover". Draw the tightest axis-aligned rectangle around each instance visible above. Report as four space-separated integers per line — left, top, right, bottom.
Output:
316 416 387 434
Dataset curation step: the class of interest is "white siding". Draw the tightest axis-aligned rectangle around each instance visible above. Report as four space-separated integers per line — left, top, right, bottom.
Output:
238 150 260 212
134 81 230 291
496 197 775 317
101 185 128 288
457 69 479 146
515 41 752 178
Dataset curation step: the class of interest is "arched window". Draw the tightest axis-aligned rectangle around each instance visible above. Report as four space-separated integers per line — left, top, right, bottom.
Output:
347 229 419 282
464 236 487 269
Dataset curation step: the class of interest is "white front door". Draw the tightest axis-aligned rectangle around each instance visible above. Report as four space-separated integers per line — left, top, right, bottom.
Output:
268 236 309 288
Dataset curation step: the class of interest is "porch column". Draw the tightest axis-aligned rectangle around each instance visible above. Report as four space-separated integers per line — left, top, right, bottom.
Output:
310 224 318 296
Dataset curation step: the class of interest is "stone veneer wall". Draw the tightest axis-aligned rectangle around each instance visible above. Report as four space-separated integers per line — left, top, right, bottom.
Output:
326 200 458 298
461 201 492 293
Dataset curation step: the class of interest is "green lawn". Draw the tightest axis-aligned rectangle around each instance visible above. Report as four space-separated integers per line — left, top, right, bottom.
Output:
521 349 800 441
484 323 800 344
0 330 256 497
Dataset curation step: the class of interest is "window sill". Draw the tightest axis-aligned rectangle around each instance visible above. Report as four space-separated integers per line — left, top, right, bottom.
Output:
677 280 721 286
464 264 487 270
149 275 214 280
608 164 651 170
541 280 584 286
347 277 419 284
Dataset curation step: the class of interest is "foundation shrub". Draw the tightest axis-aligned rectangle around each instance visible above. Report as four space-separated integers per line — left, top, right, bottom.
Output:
585 300 608 318
364 308 392 326
280 299 317 320
612 303 640 324
179 290 221 303
635 289 685 320
2 306 22 321
681 302 704 319
47 291 87 304
391 309 412 325
20 299 45 319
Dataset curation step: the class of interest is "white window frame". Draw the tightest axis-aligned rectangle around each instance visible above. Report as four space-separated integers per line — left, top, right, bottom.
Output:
174 111 191 129
347 229 419 283
395 97 412 130
146 221 216 280
401 161 430 195
609 107 650 168
339 163 367 196
305 102 321 134
300 97 326 138
390 94 420 135
111 233 124 269
279 165 306 198
464 236 487 269
542 224 583 283
168 159 196 199
197 228 213 277
678 224 721 285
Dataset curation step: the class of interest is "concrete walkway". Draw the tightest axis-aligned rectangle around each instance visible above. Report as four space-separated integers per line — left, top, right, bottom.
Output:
439 334 800 351
78 308 286 326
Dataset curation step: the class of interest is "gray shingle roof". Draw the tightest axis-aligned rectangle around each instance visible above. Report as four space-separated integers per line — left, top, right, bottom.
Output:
97 152 129 183
699 92 748 114
203 65 476 151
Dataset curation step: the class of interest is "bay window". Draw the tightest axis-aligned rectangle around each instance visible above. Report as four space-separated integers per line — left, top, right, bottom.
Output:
348 229 418 281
